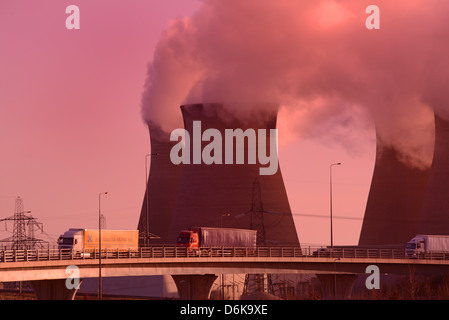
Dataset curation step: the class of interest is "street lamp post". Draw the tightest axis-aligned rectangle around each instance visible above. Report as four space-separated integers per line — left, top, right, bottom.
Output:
220 213 230 299
145 153 159 246
98 191 108 300
330 163 341 249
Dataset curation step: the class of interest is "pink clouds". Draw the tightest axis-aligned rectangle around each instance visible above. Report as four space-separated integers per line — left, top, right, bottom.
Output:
142 0 449 168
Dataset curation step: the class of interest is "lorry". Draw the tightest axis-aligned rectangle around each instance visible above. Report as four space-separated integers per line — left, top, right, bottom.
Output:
58 228 139 257
405 234 449 258
176 227 257 254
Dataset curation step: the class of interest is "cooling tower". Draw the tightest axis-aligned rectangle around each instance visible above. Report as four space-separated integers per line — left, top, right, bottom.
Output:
137 124 183 245
166 103 300 246
358 138 430 245
418 114 449 235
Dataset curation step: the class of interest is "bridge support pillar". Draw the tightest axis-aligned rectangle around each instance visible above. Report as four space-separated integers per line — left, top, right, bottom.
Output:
172 274 217 300
31 279 82 300
317 274 357 300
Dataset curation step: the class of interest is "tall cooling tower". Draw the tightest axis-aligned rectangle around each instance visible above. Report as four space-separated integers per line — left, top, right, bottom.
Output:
166 103 300 246
137 124 183 245
419 114 449 235
358 138 430 245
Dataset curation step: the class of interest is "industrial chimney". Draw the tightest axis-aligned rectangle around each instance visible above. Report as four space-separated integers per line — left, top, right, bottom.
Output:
137 123 183 245
358 137 430 245
166 103 300 246
418 114 449 235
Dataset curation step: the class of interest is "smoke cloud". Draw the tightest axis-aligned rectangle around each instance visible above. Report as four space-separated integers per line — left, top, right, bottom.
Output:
141 0 449 168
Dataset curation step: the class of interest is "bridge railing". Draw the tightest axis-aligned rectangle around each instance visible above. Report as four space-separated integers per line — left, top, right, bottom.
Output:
2 246 449 263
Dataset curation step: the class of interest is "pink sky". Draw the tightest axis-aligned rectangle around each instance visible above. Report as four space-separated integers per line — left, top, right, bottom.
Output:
0 1 377 247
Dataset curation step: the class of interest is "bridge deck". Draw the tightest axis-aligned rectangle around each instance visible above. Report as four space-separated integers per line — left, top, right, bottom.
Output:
1 246 449 282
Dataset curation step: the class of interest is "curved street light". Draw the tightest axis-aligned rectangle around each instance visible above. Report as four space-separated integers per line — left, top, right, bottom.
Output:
144 153 159 246
98 191 108 300
330 163 341 249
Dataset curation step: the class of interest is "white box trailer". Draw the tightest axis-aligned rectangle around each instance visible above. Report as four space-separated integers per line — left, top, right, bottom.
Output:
406 234 449 258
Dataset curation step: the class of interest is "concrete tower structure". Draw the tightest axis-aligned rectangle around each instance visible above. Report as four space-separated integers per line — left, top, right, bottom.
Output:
358 138 430 245
418 114 449 235
167 103 300 246
137 124 183 245
135 124 183 299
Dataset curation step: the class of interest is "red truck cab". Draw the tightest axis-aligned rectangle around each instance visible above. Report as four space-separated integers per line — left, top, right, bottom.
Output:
176 229 199 251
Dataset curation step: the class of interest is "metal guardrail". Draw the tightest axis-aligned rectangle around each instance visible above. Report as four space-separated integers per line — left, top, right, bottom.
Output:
1 246 449 263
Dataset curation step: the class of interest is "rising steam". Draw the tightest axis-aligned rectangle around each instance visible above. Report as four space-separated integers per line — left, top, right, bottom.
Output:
141 0 449 168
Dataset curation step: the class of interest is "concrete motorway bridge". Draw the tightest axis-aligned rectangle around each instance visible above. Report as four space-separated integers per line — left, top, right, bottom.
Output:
1 246 449 299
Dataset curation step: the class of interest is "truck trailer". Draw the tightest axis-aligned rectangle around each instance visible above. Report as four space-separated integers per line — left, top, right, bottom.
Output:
176 227 257 253
58 228 139 256
406 234 449 258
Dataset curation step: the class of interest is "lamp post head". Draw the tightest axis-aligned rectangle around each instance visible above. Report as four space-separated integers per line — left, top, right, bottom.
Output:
146 153 159 158
331 162 342 166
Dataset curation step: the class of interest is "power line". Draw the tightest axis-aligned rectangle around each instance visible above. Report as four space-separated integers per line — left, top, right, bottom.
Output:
292 212 362 221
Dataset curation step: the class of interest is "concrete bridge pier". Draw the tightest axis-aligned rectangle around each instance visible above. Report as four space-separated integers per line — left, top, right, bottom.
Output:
172 274 218 300
317 274 357 300
31 279 83 300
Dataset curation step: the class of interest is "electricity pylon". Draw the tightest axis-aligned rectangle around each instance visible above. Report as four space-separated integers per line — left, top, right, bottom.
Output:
243 178 274 296
0 197 47 250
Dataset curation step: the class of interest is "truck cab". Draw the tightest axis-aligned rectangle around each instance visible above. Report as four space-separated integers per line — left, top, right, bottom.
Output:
58 228 84 252
405 236 425 258
176 230 199 251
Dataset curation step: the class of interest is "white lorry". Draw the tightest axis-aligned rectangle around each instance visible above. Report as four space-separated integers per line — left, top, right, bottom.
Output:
405 234 449 258
58 228 139 257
